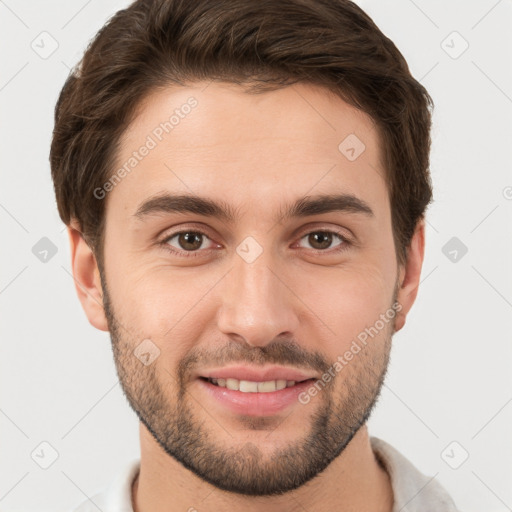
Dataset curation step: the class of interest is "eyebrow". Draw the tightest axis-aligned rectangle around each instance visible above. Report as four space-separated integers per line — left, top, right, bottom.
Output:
133 192 374 224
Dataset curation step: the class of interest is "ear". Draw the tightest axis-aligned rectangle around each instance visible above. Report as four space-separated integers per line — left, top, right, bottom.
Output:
394 219 426 333
67 220 109 331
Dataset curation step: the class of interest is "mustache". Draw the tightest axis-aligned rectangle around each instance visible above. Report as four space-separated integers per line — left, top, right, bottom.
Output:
176 338 331 381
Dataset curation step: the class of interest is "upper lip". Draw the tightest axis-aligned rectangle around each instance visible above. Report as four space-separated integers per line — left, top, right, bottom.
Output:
198 365 317 383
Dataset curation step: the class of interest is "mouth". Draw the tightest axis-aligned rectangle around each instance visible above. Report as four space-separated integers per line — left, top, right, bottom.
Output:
198 376 316 392
197 375 317 416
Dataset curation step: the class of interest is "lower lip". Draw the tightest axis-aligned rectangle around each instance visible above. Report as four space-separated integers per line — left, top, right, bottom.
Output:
197 378 316 416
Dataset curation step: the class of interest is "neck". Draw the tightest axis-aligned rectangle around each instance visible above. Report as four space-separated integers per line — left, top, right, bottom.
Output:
132 423 393 512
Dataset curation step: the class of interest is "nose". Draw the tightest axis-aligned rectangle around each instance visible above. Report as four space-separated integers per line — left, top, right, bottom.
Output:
215 246 300 348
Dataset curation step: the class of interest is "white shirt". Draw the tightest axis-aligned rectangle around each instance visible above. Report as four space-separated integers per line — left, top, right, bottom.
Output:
69 436 461 512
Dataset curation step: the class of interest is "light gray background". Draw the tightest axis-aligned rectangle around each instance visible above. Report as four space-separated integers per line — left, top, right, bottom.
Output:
1 1 511 511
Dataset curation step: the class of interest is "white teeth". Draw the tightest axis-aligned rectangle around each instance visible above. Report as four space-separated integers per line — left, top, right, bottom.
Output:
240 380 258 392
226 378 239 391
276 379 287 390
258 380 276 392
208 377 299 392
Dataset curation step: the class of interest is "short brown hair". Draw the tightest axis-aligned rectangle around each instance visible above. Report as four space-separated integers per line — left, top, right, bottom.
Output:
50 0 433 268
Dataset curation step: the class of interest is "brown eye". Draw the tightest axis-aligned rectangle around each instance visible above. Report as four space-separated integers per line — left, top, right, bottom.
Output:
178 232 203 251
308 232 332 250
298 231 347 252
165 231 209 252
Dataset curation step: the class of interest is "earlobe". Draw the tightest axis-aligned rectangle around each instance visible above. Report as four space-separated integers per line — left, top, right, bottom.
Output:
394 220 426 333
67 221 109 332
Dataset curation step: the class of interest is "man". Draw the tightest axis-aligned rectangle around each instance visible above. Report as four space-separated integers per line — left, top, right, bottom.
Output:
51 0 461 510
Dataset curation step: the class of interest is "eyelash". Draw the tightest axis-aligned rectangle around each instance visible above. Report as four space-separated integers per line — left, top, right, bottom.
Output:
160 228 352 258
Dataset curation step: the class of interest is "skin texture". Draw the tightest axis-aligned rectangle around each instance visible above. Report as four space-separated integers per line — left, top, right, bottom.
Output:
68 81 425 512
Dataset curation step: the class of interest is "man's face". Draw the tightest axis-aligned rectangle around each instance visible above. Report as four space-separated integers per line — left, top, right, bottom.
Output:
98 82 403 495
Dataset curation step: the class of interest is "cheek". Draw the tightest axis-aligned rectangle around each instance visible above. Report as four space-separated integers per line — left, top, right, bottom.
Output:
295 263 394 352
108 261 215 347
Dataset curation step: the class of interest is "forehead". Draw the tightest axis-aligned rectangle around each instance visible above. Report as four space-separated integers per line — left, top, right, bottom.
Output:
111 81 387 220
